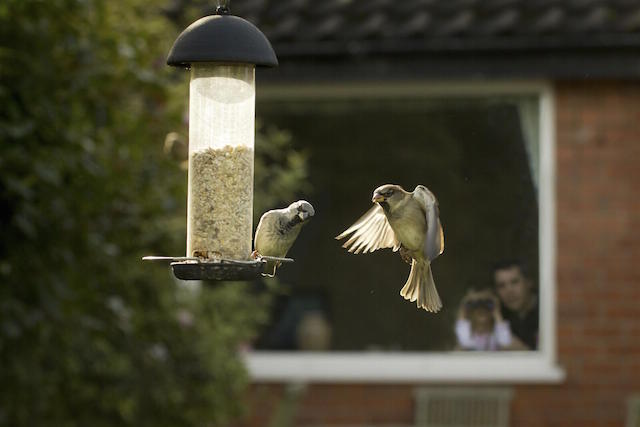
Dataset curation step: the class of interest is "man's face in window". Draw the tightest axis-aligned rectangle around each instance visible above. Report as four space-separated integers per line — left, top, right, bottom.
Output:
494 266 531 313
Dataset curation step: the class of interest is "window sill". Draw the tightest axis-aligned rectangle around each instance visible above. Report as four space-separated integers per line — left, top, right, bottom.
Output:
243 351 566 384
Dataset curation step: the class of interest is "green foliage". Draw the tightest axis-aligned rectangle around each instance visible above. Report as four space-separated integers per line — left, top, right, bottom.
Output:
255 120 311 221
0 0 308 426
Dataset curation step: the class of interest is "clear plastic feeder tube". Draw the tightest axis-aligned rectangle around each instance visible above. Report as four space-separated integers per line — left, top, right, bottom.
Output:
187 63 255 260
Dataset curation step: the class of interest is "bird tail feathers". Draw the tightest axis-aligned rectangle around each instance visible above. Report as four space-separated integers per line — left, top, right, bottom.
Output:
400 259 442 313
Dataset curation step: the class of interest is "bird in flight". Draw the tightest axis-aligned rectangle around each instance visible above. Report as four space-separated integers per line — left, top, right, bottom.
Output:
336 184 444 312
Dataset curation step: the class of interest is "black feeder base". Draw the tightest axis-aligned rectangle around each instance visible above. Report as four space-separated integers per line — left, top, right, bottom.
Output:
171 259 263 281
142 255 293 281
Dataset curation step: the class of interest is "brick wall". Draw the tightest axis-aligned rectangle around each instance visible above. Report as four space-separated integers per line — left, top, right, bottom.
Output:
512 81 640 427
236 81 640 427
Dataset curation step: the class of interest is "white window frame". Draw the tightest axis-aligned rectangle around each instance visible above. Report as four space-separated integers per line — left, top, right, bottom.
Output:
244 81 565 383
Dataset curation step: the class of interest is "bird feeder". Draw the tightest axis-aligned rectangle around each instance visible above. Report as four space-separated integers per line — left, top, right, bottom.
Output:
144 0 284 281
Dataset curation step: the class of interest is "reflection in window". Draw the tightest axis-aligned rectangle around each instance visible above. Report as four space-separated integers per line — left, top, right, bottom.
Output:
253 95 540 352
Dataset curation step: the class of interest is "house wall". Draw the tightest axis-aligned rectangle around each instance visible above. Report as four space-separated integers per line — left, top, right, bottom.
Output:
235 81 640 427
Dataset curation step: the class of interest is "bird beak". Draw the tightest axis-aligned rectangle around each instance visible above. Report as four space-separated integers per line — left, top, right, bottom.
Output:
298 211 308 221
372 193 385 203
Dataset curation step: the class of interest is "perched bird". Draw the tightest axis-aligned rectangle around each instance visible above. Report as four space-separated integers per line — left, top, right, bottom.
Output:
254 200 315 277
336 184 445 312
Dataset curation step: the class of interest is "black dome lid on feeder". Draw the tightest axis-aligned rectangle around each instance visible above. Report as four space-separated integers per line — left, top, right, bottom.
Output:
167 3 278 68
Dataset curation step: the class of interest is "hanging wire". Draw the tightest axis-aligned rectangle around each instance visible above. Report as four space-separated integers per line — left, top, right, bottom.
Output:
216 0 230 14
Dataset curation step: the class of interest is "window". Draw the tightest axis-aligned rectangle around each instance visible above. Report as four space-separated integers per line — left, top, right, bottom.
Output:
244 82 564 382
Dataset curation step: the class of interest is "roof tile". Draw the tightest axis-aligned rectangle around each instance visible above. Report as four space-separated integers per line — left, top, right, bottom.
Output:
227 0 640 55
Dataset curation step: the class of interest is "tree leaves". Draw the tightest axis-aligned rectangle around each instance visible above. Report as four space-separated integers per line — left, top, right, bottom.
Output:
0 1 309 426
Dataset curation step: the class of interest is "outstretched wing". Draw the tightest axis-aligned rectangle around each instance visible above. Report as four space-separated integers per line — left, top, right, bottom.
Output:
335 205 401 254
413 185 445 261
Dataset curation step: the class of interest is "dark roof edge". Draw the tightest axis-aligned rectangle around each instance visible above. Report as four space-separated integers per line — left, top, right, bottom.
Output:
260 50 640 81
272 34 640 58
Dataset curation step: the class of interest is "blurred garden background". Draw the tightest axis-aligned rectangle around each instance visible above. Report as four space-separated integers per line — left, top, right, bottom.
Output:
0 1 308 425
3 0 640 426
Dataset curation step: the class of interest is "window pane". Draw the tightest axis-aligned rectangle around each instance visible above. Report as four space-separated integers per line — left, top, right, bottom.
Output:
254 95 540 352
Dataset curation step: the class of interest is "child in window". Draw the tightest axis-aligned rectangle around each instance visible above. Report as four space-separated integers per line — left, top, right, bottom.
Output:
455 288 512 351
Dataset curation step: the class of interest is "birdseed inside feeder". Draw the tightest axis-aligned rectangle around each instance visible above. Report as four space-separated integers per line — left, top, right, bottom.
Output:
187 63 255 261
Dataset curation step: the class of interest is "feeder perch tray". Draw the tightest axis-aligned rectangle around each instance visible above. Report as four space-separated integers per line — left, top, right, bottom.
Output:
142 255 293 281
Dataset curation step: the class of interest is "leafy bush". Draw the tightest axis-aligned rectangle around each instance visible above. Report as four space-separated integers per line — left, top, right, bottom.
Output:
0 1 307 425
